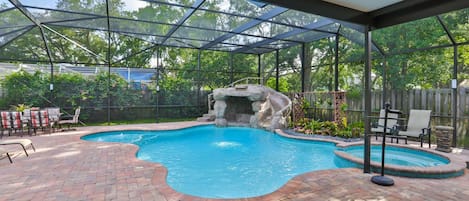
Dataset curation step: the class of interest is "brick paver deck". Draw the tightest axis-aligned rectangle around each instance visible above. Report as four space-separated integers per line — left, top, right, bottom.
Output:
1 122 468 201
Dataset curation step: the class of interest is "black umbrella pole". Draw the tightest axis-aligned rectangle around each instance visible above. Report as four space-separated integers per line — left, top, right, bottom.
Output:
371 103 394 186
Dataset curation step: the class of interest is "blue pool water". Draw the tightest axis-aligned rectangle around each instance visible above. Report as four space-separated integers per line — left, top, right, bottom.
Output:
342 145 449 167
81 125 341 198
81 125 452 198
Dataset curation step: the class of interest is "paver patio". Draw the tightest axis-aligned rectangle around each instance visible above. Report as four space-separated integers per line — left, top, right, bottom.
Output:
1 121 468 201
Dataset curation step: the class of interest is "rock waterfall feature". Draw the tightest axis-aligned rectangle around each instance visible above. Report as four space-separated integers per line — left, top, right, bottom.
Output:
212 84 291 130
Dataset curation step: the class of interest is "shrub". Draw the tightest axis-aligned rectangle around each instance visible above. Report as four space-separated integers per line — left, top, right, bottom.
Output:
319 121 338 135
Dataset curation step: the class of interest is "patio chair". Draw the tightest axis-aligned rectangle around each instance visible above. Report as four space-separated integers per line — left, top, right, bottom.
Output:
370 109 400 140
39 110 52 133
0 147 12 163
1 111 27 137
0 138 35 157
11 111 26 135
30 110 52 135
59 107 80 130
395 109 432 148
1 111 11 138
45 107 61 131
30 110 41 135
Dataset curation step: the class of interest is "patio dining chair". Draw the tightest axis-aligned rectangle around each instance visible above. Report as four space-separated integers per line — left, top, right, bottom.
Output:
370 109 400 140
1 111 11 138
1 111 27 137
395 109 432 148
30 110 52 135
59 107 81 130
39 110 52 133
45 107 61 131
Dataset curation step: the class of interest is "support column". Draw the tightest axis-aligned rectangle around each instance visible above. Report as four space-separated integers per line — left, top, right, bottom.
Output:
364 26 372 173
105 0 112 125
155 47 160 122
437 15 458 147
382 58 387 107
230 53 234 84
334 34 339 91
301 43 306 92
276 49 279 91
257 54 261 84
197 49 202 113
156 65 160 123
38 27 55 105
452 45 458 147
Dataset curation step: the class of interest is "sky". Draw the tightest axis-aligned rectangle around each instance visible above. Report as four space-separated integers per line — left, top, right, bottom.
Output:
122 0 149 12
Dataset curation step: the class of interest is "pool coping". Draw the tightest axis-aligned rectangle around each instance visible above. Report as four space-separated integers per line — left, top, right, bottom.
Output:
275 129 467 178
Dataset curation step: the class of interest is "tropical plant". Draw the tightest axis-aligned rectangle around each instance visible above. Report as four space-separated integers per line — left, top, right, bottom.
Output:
10 103 31 112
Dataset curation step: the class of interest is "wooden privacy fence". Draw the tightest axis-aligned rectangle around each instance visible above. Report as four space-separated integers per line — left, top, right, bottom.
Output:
290 88 469 148
294 88 469 120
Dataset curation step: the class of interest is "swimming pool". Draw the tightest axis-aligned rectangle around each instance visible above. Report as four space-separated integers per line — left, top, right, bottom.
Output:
82 125 343 198
81 125 464 198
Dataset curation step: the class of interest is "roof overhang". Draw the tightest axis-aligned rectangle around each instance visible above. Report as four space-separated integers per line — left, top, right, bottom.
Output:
260 0 469 30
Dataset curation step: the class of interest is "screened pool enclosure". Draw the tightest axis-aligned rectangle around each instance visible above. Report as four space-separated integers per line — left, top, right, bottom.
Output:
1 0 469 148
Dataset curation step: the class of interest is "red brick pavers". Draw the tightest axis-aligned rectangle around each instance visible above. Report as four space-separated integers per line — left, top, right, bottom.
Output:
1 122 468 201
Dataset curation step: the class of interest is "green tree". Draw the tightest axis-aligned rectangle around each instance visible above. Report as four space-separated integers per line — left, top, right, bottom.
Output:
373 16 453 89
265 77 290 92
0 70 48 108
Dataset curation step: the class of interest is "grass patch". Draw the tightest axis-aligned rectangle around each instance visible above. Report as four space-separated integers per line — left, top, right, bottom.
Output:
84 117 197 126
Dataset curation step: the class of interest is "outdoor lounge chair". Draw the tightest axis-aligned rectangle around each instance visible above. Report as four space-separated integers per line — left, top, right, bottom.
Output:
0 138 35 157
58 107 80 130
371 109 399 140
395 109 432 148
0 147 12 163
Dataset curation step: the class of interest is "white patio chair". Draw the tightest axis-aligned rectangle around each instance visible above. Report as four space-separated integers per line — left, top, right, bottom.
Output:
58 107 81 130
396 109 432 148
371 109 400 140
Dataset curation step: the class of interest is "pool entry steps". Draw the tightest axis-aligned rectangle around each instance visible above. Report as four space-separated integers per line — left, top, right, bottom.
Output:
208 83 291 130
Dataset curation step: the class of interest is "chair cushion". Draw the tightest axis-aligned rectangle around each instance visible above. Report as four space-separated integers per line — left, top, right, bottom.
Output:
10 112 23 129
39 110 50 127
398 130 421 138
1 111 11 128
30 111 41 128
